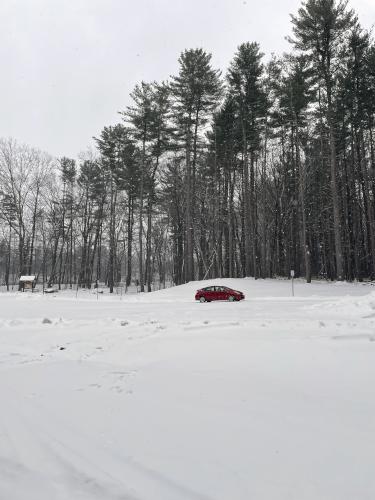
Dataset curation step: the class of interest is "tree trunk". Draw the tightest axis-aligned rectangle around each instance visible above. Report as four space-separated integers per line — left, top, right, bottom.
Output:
185 123 194 282
295 120 311 283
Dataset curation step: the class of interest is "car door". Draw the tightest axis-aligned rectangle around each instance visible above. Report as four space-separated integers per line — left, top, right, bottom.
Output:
207 286 217 300
215 286 226 300
204 286 215 301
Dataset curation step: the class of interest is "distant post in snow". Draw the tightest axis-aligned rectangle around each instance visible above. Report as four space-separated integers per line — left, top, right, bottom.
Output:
290 270 295 297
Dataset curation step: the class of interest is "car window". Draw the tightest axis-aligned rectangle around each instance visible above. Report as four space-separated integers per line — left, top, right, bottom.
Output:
216 286 224 291
205 287 215 291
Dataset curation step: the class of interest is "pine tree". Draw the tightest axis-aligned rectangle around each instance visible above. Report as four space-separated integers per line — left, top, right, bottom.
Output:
121 81 171 291
290 0 358 280
95 124 137 292
227 42 268 278
121 83 155 291
171 48 222 282
273 56 314 281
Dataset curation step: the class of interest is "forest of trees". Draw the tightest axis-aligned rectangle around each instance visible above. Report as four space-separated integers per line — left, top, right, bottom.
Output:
1 0 375 291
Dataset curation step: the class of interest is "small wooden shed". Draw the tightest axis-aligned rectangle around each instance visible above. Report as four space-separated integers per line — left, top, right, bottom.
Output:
19 275 36 292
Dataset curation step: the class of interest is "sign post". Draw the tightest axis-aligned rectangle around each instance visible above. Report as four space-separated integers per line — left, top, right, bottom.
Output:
291 270 295 296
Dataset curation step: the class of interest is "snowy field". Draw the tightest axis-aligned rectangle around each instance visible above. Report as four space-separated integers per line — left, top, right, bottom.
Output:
1 278 375 500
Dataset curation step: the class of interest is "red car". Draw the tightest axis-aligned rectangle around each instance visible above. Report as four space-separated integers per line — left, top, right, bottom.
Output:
195 286 245 303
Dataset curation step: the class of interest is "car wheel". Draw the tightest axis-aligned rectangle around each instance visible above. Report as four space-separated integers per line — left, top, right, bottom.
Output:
199 296 206 303
228 295 235 302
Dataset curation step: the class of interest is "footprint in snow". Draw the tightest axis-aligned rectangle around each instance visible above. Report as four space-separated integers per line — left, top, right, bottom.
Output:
111 386 123 393
9 319 22 326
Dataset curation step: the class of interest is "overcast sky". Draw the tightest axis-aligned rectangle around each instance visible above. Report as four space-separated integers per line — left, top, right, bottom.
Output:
1 0 374 159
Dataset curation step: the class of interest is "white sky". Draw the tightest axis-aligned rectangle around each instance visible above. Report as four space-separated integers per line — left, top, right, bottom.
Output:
1 0 374 159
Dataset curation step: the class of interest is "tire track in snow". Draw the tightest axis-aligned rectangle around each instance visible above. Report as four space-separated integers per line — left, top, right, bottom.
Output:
0 367 215 500
0 380 141 500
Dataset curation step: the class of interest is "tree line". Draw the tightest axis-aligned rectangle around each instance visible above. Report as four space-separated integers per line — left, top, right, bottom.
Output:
1 0 375 291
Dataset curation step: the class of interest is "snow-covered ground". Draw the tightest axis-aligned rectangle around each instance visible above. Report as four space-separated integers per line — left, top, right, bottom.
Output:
1 278 375 500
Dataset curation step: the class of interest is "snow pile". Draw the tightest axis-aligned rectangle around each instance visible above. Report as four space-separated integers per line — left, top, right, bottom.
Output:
310 290 375 318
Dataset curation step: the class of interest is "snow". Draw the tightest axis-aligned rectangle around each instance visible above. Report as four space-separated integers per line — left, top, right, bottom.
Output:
1 278 375 500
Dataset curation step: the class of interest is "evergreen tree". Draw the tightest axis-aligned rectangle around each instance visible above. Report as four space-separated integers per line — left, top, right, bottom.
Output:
121 81 171 291
171 48 222 282
272 56 314 281
227 42 268 278
290 0 358 279
95 124 138 292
